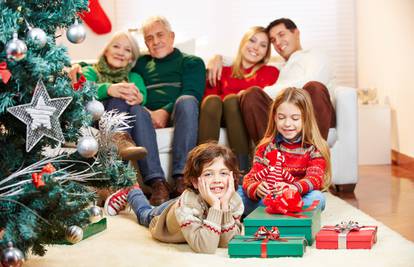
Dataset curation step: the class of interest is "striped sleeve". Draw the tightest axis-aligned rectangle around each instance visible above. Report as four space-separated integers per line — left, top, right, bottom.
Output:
292 149 326 194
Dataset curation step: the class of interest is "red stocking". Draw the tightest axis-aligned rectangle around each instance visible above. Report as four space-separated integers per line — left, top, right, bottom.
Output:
80 0 112 34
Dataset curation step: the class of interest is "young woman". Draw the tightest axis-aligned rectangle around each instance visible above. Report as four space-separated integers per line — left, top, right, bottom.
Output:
198 26 279 172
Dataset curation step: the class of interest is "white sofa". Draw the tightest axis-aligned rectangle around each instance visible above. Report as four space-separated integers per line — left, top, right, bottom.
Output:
75 42 359 192
155 86 358 192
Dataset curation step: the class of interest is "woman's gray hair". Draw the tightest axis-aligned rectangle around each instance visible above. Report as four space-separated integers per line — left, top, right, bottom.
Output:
100 31 140 66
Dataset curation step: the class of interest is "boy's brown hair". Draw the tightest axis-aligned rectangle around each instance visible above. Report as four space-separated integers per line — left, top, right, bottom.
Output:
183 142 240 193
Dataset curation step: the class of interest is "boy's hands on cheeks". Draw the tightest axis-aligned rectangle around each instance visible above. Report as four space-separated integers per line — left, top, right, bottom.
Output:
198 178 221 210
220 172 235 212
256 181 270 199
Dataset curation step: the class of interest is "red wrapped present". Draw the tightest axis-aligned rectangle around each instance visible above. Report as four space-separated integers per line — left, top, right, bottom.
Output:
316 221 377 249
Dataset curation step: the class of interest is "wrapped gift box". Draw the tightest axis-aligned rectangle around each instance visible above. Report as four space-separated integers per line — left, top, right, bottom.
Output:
55 218 107 245
244 206 321 245
316 225 377 249
228 235 306 258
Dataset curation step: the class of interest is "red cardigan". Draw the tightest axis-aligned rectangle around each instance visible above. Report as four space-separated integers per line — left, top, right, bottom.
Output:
203 65 279 99
243 138 326 200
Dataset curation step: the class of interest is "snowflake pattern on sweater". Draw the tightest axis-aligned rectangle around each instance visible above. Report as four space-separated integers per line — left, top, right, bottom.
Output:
173 189 244 253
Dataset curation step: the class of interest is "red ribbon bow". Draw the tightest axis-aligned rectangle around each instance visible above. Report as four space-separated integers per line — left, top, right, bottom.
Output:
254 226 284 258
31 173 45 188
31 163 56 188
254 226 281 240
0 62 12 84
73 74 86 90
263 188 319 217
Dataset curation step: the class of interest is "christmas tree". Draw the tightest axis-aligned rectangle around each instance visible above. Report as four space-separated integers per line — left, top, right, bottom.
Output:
0 0 136 258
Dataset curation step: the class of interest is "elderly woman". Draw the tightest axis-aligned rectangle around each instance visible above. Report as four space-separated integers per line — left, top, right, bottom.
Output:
72 31 148 161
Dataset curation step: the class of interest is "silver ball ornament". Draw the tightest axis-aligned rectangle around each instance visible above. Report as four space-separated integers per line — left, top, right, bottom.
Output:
88 206 103 223
6 33 27 61
27 27 47 48
86 100 105 121
77 136 99 158
65 226 83 244
0 242 24 267
66 20 86 44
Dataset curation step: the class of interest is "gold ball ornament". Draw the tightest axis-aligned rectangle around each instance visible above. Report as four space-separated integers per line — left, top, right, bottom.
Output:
88 206 103 223
65 226 83 244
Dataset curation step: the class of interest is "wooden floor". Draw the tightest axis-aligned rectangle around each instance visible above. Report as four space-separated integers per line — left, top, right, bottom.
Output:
333 164 414 241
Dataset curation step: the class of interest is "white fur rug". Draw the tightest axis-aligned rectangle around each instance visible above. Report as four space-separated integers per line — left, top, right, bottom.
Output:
27 193 414 267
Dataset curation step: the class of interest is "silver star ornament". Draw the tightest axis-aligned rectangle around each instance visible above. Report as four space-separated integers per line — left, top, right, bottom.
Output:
7 79 72 152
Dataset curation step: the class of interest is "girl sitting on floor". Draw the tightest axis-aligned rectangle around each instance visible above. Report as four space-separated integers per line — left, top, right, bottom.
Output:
240 87 331 216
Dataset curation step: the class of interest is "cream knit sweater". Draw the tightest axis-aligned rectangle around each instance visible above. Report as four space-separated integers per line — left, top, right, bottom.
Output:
149 189 244 254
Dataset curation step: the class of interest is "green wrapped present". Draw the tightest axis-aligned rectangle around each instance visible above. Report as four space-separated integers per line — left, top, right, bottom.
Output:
244 206 321 245
55 218 107 245
228 232 306 258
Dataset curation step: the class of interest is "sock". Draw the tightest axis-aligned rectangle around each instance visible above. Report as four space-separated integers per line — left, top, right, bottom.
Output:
79 0 112 34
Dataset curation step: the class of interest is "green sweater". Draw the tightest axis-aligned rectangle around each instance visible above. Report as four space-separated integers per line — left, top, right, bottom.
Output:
132 48 206 114
82 66 147 105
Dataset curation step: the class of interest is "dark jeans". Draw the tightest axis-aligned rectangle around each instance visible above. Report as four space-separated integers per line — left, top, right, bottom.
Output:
104 95 199 183
128 188 175 227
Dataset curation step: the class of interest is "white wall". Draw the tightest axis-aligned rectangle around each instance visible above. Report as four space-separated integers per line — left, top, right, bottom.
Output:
63 0 357 87
357 0 414 157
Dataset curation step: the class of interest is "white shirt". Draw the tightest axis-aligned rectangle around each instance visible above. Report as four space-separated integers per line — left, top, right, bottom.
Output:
263 49 334 99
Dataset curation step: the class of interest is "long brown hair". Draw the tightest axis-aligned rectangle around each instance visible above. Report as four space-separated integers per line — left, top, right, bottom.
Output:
183 142 240 193
258 87 331 190
231 26 272 79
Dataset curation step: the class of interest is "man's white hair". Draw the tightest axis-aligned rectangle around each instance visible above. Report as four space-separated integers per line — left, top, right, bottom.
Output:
141 16 172 34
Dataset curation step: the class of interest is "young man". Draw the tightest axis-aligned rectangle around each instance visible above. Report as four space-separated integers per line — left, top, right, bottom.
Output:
208 18 335 142
130 16 206 205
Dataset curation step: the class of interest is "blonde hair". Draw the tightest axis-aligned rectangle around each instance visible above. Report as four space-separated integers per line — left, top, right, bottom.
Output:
258 87 332 190
100 31 140 66
141 15 172 35
232 26 272 79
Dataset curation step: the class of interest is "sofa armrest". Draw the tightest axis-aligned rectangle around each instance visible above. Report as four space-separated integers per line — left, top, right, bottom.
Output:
331 86 358 185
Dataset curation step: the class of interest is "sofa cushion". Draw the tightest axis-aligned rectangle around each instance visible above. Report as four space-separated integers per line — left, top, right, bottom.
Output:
156 128 175 153
327 128 337 148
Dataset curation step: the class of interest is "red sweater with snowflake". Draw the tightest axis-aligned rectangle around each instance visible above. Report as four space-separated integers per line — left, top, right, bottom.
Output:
243 137 326 200
203 65 279 99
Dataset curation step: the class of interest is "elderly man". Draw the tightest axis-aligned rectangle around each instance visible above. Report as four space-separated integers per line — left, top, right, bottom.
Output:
208 18 335 143
130 16 205 205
